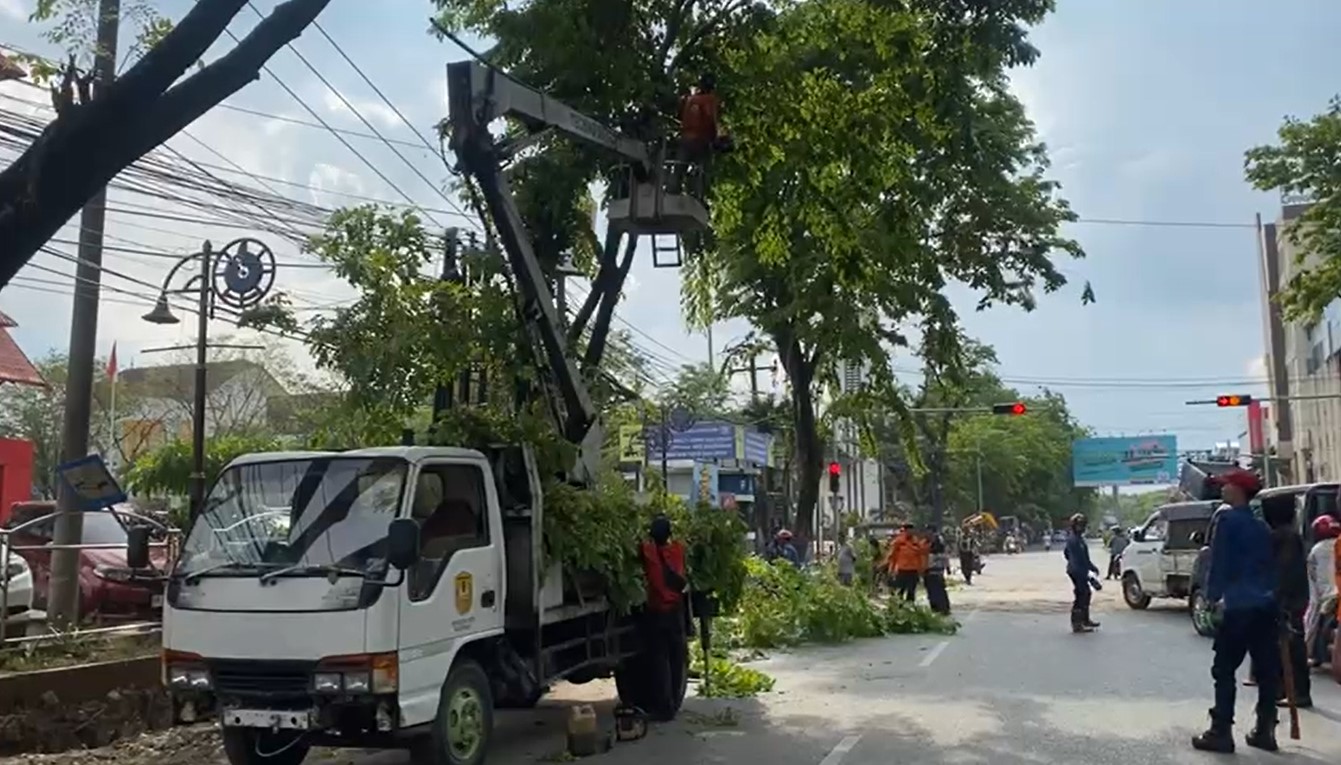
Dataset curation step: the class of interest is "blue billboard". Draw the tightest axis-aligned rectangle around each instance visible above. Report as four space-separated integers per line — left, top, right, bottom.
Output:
1072 436 1179 487
647 420 774 465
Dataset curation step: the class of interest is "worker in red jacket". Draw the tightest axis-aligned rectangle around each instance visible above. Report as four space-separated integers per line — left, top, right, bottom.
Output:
638 514 688 720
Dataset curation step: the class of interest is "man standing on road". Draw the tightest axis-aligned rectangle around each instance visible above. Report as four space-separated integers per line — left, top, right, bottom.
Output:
1192 469 1281 754
888 523 925 602
1264 499 1312 709
1106 527 1130 580
638 515 689 721
1064 513 1101 633
837 538 856 586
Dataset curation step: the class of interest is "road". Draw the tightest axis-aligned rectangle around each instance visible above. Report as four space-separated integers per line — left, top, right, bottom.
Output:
12 545 1341 765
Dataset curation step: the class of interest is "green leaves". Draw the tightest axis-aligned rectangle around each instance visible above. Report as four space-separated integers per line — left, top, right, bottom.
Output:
1245 96 1341 321
125 434 282 499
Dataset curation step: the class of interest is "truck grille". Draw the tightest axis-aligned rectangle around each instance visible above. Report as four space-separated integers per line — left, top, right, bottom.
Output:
210 660 314 698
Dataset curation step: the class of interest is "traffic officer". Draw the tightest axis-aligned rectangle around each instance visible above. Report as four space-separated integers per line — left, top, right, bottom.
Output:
1192 469 1280 753
1063 513 1100 633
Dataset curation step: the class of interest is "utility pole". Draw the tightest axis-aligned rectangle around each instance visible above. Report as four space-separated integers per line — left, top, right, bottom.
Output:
48 0 120 628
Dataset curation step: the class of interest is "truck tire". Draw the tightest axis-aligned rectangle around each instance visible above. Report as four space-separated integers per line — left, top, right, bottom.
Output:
221 729 311 765
1122 573 1151 610
425 659 494 765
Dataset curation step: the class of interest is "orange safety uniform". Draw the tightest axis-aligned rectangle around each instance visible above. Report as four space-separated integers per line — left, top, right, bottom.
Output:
886 531 928 573
640 539 687 613
678 91 720 146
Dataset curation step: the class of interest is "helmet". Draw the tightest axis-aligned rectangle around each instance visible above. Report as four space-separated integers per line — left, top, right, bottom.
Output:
776 529 793 540
1069 513 1087 528
1312 514 1341 540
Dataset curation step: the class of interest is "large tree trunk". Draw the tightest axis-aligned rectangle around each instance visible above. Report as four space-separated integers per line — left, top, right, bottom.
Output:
0 0 332 286
776 328 821 552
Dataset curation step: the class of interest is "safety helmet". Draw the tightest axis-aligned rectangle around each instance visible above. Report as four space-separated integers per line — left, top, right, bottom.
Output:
776 528 793 540
1312 514 1341 540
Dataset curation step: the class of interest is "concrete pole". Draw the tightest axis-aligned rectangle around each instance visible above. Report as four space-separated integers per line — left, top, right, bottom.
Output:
48 0 120 628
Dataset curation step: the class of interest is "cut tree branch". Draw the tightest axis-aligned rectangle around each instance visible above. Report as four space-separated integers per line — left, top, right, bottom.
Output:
0 0 332 288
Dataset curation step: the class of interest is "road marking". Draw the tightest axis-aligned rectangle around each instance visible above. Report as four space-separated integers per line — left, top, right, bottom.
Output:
819 735 862 765
918 639 950 668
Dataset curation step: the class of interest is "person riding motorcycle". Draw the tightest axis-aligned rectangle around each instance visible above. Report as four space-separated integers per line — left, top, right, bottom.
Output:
1305 514 1339 666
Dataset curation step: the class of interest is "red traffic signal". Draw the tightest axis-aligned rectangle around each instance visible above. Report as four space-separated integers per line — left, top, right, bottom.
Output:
992 402 1027 416
828 461 841 494
1216 394 1252 407
828 461 841 476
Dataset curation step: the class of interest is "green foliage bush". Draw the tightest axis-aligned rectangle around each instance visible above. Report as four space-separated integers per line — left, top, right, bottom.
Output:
726 558 957 648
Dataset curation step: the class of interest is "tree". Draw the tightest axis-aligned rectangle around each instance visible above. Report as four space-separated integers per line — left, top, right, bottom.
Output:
0 0 335 285
1245 96 1341 320
0 351 151 495
682 0 1084 540
431 0 770 377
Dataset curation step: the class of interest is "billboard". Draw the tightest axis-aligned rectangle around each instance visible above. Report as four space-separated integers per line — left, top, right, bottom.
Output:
1071 435 1178 487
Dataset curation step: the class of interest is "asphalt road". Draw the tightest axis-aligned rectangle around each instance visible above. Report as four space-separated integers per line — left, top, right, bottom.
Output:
15 546 1341 765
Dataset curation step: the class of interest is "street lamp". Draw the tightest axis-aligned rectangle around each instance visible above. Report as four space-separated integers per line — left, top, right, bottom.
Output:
142 238 276 520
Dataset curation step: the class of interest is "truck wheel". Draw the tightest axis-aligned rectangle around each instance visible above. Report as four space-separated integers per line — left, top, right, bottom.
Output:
1122 573 1151 610
614 647 689 721
221 729 311 765
1189 589 1216 637
427 659 494 765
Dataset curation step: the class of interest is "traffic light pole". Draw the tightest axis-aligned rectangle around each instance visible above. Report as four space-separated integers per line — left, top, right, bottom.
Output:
1188 393 1341 405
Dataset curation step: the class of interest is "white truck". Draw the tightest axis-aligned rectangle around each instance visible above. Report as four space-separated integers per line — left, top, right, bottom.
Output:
1119 500 1218 610
125 59 714 765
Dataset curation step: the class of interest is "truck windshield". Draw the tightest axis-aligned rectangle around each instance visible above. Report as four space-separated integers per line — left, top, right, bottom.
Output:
175 457 407 578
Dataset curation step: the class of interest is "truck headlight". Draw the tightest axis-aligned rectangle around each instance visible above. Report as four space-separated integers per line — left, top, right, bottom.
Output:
313 673 343 693
314 652 397 694
166 666 211 690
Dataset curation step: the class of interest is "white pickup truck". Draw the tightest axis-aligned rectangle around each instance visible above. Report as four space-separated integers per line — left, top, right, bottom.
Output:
1119 500 1218 610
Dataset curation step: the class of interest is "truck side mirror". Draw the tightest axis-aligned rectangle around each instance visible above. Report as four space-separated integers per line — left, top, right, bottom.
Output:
1132 529 1146 543
126 526 151 570
386 518 421 570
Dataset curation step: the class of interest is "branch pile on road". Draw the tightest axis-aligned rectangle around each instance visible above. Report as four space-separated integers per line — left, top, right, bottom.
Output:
726 558 959 649
0 686 172 758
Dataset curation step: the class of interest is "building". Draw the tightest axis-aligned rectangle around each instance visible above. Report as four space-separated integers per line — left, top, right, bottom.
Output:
1259 199 1341 483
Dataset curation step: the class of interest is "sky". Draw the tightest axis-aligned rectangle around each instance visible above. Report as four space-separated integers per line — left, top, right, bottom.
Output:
0 0 1339 453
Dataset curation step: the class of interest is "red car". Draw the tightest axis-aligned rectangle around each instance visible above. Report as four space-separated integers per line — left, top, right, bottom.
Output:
3 501 169 623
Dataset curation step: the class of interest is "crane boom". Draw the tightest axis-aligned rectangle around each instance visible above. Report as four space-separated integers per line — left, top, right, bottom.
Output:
445 60 657 480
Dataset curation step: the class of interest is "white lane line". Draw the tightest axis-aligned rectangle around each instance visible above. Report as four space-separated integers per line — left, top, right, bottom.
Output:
918 639 950 668
819 735 863 765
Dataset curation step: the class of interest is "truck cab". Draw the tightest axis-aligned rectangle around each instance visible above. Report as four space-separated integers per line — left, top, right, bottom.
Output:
142 445 687 765
1120 500 1218 610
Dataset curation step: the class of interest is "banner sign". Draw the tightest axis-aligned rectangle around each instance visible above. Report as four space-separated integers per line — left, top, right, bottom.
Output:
1071 436 1178 487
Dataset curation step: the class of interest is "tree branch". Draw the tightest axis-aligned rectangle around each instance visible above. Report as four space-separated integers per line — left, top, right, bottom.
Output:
0 0 332 287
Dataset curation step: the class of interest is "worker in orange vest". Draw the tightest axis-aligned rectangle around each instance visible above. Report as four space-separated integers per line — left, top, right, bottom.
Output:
886 523 928 602
677 73 721 166
637 514 689 721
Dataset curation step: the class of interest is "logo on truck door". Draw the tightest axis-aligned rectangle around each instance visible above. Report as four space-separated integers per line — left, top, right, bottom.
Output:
454 572 473 615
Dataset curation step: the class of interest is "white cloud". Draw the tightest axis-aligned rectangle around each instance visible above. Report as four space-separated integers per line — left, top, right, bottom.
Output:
0 0 26 22
1246 354 1268 380
321 86 400 130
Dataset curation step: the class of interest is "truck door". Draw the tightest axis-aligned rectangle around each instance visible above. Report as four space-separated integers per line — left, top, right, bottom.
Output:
1130 512 1167 594
396 460 505 727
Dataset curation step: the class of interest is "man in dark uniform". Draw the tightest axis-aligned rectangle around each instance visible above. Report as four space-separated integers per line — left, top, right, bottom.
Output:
1064 513 1100 633
1264 496 1312 708
1192 469 1280 753
638 515 688 721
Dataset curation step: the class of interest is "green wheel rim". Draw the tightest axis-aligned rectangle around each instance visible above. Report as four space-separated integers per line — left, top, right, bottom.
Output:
1192 595 1214 634
447 686 485 761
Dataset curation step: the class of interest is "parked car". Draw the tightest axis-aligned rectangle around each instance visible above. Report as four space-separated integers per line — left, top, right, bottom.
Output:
1 552 34 621
1120 500 1219 610
2 501 169 622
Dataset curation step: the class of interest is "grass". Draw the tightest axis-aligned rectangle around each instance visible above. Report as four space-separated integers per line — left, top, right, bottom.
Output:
0 632 158 675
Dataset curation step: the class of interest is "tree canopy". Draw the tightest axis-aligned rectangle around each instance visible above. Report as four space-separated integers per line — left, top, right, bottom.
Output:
1245 95 1341 320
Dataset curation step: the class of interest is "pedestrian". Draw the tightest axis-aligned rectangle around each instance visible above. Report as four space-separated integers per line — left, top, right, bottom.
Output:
867 535 883 593
1305 515 1339 667
923 527 952 615
1063 513 1101 633
959 533 977 585
837 538 856 586
1191 469 1280 753
637 514 689 721
887 523 925 602
1106 527 1130 580
773 529 800 567
1263 498 1312 710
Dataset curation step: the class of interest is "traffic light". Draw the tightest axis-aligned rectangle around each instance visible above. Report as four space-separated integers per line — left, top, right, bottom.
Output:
1216 394 1253 407
992 402 1027 416
828 461 841 494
